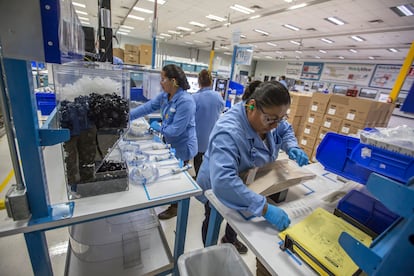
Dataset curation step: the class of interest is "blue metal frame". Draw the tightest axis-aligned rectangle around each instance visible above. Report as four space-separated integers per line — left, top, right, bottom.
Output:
229 45 238 81
205 203 223 247
173 198 190 275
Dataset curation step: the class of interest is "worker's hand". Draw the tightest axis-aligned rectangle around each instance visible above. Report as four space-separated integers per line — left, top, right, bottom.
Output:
263 204 290 231
288 147 309 167
150 121 161 132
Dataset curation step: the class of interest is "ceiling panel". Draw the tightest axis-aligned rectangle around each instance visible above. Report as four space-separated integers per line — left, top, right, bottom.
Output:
77 0 414 62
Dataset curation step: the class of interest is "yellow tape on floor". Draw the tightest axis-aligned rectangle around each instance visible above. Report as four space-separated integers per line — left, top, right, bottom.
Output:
0 169 14 193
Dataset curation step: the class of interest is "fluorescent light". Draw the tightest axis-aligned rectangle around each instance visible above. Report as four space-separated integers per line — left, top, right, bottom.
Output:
80 21 90 25
121 25 134 29
295 50 302 53
388 48 399 52
78 16 89 21
289 3 307 10
220 46 229 49
325 16 346 25
185 42 193 45
319 49 327 53
253 29 269 36
177 26 192 31
194 40 202 43
189 21 206 27
265 56 273 59
338 56 345 59
249 15 261 20
224 52 233 55
350 35 365 42
315 56 321 59
146 0 166 4
206 14 226 22
127 14 145 20
282 24 300 31
321 38 334 44
267 42 277 47
369 56 375 60
240 34 247 38
75 10 88 15
119 29 131 33
349 49 357 53
396 4 414 16
284 0 293 2
168 30 181 34
72 2 86 8
160 33 172 37
117 31 128 35
290 40 301 45
205 27 211 31
230 4 255 14
133 7 153 14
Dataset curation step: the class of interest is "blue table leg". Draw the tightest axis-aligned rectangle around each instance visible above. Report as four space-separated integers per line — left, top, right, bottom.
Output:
24 231 53 275
205 205 223 247
173 198 190 276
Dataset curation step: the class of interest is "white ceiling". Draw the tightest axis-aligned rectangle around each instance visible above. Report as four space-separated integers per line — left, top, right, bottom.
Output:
77 0 414 62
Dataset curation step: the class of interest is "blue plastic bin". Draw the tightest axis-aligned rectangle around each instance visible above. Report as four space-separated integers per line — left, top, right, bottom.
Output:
130 87 148 102
337 190 399 236
316 133 414 184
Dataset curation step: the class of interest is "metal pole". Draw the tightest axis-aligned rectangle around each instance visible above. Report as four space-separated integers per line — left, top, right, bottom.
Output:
208 41 215 72
151 0 158 69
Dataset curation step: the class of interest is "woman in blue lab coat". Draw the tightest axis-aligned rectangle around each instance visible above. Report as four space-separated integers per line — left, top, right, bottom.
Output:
196 81 309 253
130 64 197 219
192 69 225 176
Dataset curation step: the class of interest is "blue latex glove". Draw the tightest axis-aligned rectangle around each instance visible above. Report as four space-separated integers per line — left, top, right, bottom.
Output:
150 121 161 132
263 204 290 231
288 147 309 167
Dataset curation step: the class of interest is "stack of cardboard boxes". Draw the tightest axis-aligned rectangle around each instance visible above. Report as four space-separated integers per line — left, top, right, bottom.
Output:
293 93 394 162
287 92 312 138
113 44 152 65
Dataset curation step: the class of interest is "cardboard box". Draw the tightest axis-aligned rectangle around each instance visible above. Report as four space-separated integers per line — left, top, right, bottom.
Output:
290 92 312 107
113 48 124 60
124 53 139 64
317 127 335 141
310 93 331 114
298 134 316 149
302 123 320 138
124 44 139 54
338 120 376 135
301 145 314 162
287 104 310 117
287 115 303 126
322 114 342 131
305 111 324 126
326 94 350 118
344 97 377 124
139 44 152 65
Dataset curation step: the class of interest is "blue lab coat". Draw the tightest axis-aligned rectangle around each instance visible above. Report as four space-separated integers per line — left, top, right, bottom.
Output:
192 87 225 153
130 88 197 161
196 101 299 216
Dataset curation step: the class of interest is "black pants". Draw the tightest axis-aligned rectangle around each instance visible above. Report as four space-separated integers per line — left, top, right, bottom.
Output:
202 201 237 246
193 152 204 177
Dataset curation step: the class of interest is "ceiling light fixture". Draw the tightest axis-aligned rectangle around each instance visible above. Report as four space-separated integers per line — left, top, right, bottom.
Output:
289 3 307 10
295 50 302 53
206 14 226 22
168 30 181 34
240 34 247 38
127 14 145 20
72 2 86 8
119 29 131 33
117 31 128 35
146 0 166 4
284 0 293 3
388 48 399 52
290 40 301 45
75 10 88 15
265 56 273 59
315 55 321 59
325 16 346 25
81 21 90 25
369 56 375 60
78 16 89 21
160 33 172 37
267 42 277 47
349 49 357 53
282 24 300 31
230 4 255 14
390 4 414 16
319 49 327 53
194 40 203 43
133 7 153 14
254 29 269 36
249 15 261 20
189 21 206 27
121 25 134 29
321 38 334 44
185 42 194 45
350 35 365 42
177 26 192 31
338 56 345 59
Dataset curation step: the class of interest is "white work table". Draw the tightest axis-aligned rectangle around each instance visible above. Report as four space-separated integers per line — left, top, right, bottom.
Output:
204 162 363 276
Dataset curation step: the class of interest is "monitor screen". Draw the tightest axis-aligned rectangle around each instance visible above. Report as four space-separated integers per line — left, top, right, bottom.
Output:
333 85 348 95
359 88 378 99
187 76 199 93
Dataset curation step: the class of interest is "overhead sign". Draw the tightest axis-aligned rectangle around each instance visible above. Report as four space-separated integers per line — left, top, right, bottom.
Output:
369 64 414 91
235 46 253 65
320 63 375 86
301 62 324 80
285 61 303 79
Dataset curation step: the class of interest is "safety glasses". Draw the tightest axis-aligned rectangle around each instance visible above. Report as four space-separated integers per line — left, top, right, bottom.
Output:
256 103 288 126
